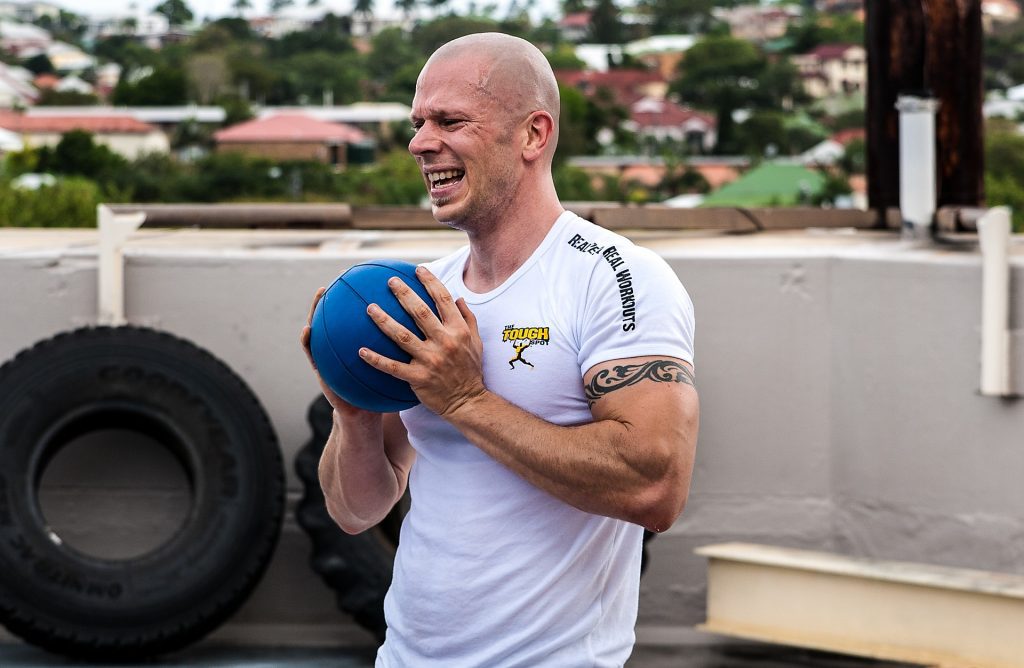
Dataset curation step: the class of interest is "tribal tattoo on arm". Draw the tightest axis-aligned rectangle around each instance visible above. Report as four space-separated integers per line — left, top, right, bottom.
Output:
585 359 695 406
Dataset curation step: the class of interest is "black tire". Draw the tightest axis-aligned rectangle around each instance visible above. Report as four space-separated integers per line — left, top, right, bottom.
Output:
294 397 654 643
0 326 285 661
294 396 404 643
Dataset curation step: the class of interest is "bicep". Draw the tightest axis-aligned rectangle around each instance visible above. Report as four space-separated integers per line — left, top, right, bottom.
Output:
584 355 698 456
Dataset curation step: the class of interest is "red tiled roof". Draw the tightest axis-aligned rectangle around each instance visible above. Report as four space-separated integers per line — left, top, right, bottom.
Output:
214 114 367 143
554 69 666 106
559 11 591 27
629 97 715 129
33 73 60 89
556 69 664 88
809 43 859 60
831 127 865 145
0 112 155 134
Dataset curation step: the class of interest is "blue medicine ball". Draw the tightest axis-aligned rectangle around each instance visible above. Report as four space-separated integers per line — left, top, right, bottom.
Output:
310 259 439 413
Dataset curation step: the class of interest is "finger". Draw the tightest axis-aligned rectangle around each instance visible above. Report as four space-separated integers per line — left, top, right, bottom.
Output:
387 276 444 337
415 266 462 325
456 297 478 332
307 286 326 327
358 345 413 381
300 325 314 364
367 302 425 355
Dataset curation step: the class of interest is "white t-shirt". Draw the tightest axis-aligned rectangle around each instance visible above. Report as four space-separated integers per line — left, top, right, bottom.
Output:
377 211 695 668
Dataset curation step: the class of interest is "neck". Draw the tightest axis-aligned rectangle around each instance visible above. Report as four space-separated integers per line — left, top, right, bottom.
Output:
462 185 564 293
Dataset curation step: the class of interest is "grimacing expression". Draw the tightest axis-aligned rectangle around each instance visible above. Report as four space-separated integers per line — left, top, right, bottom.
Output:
408 57 524 231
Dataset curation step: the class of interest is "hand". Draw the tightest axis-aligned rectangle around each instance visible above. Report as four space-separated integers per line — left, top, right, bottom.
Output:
359 266 487 418
300 286 381 420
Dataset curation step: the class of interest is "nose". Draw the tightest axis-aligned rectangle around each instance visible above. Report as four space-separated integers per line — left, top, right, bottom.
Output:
408 122 439 158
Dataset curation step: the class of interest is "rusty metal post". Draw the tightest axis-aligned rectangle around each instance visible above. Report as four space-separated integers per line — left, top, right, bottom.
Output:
866 1 983 219
923 0 984 209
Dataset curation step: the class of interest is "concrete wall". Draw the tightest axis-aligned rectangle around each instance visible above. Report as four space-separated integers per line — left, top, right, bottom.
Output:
1 227 1022 648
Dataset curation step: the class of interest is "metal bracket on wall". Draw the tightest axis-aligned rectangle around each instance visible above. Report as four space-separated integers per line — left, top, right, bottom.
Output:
97 204 146 327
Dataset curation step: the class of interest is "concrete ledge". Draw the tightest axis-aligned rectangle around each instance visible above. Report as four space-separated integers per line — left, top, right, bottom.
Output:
696 542 1024 668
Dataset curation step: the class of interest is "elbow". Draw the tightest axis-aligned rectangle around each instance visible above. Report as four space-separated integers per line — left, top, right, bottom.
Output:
633 484 689 534
324 497 373 535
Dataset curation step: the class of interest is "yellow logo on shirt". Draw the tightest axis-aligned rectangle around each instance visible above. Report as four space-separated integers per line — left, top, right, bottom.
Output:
502 324 550 370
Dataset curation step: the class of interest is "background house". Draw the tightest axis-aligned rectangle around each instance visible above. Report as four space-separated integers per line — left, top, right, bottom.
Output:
0 62 37 107
213 113 369 167
626 96 716 153
792 44 868 98
0 111 170 158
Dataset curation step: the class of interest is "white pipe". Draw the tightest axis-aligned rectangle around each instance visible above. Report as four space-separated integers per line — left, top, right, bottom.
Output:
97 204 146 326
895 95 939 241
977 206 1013 397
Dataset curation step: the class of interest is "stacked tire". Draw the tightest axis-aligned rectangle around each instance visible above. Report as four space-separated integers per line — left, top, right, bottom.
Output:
0 327 285 661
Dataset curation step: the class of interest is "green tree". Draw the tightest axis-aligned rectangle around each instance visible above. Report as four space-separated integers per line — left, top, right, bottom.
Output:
839 137 865 175
545 43 586 70
783 12 864 55
0 177 101 227
153 0 194 26
354 0 374 19
672 35 797 153
232 0 253 15
589 0 624 44
36 89 101 106
269 0 295 13
44 131 127 179
638 0 717 34
983 19 1024 90
22 53 54 75
111 66 189 105
93 35 162 71
985 120 1024 231
272 51 367 105
411 16 502 56
268 14 354 59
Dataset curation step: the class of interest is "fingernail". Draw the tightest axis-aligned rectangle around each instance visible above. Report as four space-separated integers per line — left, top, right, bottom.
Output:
388 277 399 287
415 265 426 274
358 348 369 358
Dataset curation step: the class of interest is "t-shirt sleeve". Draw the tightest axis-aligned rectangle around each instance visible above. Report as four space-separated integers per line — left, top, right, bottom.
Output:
577 243 695 375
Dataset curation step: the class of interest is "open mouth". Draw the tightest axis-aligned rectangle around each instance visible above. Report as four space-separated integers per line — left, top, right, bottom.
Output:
427 169 465 189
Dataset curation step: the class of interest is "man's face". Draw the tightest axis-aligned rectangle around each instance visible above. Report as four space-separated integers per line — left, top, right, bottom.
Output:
408 56 521 231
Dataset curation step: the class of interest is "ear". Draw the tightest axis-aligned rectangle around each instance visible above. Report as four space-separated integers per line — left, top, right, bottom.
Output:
522 111 555 162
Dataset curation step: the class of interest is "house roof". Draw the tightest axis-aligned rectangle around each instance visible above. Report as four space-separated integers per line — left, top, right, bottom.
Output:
554 69 666 106
559 11 591 28
831 127 865 145
809 43 861 60
0 112 156 134
701 162 826 207
630 97 715 130
214 114 367 143
33 73 59 89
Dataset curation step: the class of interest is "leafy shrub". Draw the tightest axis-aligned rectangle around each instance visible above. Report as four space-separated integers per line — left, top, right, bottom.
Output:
0 177 101 227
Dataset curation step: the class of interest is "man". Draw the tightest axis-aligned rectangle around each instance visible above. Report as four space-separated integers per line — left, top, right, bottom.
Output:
301 32 698 667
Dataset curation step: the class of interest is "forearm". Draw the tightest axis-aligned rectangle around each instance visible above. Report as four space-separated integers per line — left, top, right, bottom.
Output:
318 410 405 534
445 391 693 532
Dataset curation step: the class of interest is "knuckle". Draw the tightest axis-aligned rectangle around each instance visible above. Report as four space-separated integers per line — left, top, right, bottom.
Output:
414 305 433 320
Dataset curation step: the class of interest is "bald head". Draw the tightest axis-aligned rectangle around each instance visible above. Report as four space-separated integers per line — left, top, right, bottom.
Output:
420 33 561 148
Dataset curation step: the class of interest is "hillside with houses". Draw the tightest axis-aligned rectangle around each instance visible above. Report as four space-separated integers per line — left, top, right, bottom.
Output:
0 0 1022 226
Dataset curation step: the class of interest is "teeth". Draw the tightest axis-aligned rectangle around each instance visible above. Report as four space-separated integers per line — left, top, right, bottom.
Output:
428 170 464 184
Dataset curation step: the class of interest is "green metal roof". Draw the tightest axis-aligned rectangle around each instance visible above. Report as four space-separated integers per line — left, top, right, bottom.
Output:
701 162 826 207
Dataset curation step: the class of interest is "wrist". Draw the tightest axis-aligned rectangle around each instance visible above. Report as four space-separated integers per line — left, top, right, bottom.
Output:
441 385 490 423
